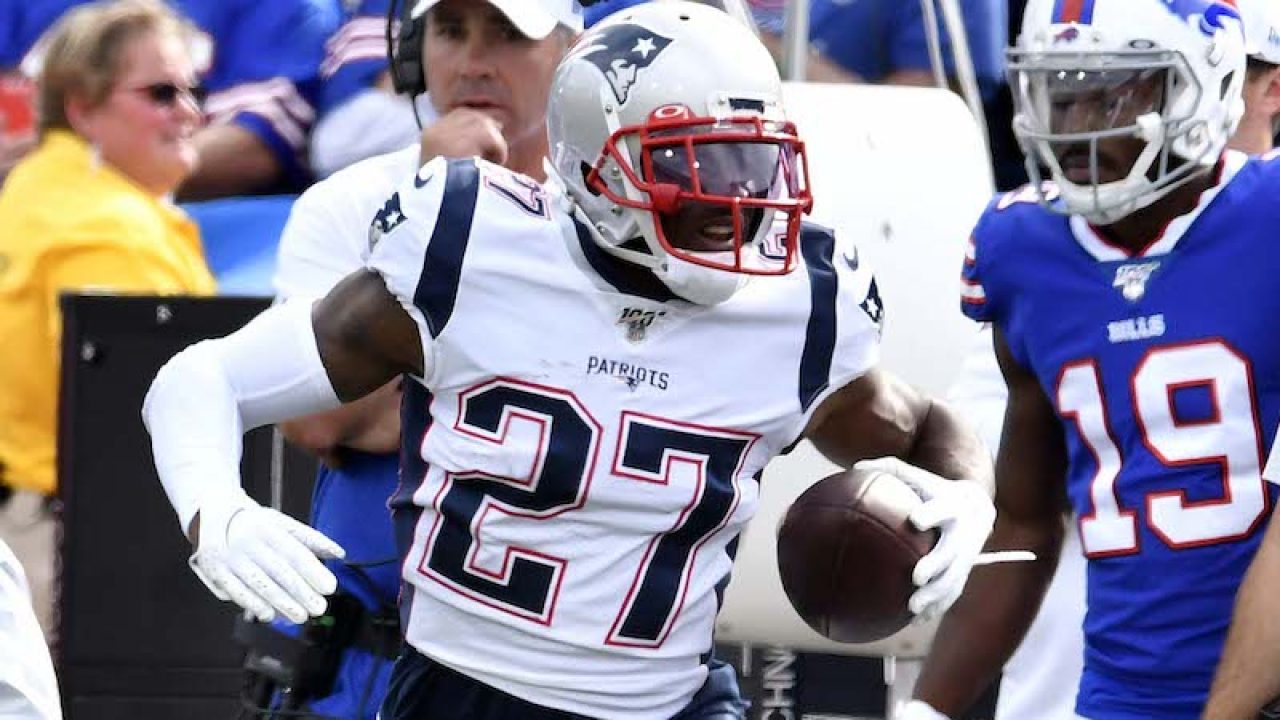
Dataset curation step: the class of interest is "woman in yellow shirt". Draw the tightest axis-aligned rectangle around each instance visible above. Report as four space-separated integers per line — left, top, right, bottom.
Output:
0 0 216 634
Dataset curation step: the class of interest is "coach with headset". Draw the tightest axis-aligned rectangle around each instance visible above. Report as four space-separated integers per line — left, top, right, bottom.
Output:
237 1 584 718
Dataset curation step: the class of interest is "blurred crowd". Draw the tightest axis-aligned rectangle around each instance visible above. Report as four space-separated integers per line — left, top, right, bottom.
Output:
0 0 1023 193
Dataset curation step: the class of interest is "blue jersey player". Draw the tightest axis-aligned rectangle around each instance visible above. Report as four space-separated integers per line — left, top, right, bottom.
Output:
903 1 1280 719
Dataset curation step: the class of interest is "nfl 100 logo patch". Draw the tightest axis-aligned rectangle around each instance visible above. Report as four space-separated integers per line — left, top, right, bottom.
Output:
617 307 667 343
1113 260 1161 302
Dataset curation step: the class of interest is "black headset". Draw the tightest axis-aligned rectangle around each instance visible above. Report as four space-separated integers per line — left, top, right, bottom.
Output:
387 0 427 98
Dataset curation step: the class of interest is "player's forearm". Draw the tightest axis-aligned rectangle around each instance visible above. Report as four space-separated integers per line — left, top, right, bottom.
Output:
142 301 341 535
913 516 1062 716
178 124 283 200
903 399 993 488
1203 511 1280 719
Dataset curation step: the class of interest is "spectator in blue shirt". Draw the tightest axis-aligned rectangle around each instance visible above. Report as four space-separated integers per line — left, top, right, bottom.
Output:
584 0 1021 187
173 0 341 197
0 0 341 197
586 0 1006 91
308 0 432 178
0 2 69 69
583 0 862 81
807 0 1006 102
0 0 67 181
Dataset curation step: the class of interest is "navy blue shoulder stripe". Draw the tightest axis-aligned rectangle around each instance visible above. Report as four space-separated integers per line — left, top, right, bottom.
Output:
394 380 434 629
413 158 480 338
798 223 838 412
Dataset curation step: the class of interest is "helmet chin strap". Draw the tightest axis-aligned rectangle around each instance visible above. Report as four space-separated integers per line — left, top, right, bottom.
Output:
565 199 748 305
653 254 750 305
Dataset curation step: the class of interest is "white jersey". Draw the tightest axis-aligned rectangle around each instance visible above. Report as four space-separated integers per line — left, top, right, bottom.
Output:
366 156 881 719
0 539 60 720
273 144 421 302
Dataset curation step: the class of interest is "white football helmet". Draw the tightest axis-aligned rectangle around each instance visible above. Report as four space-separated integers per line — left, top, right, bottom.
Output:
1237 0 1280 63
547 1 812 305
1010 0 1246 224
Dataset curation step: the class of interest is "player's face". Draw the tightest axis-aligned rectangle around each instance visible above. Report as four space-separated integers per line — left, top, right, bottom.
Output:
74 31 201 195
424 0 568 152
1040 68 1167 185
646 134 788 253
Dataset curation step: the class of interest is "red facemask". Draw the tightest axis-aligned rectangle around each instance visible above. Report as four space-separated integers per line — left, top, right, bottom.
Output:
587 104 813 276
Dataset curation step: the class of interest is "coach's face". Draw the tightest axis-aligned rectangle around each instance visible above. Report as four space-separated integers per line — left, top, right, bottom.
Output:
424 0 571 154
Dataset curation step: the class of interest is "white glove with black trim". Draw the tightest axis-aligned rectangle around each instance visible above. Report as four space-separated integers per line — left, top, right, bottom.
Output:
858 457 995 622
188 490 346 624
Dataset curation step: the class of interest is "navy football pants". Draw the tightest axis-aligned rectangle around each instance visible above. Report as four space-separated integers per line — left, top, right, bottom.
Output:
380 646 748 719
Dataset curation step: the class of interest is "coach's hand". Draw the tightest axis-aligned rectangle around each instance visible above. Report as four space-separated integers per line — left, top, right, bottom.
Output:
859 458 995 622
188 491 346 624
420 108 508 166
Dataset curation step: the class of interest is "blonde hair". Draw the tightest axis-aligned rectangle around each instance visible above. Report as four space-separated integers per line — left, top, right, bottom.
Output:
36 0 194 135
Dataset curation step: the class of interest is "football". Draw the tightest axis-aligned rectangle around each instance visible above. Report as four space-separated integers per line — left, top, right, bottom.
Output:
776 465 939 643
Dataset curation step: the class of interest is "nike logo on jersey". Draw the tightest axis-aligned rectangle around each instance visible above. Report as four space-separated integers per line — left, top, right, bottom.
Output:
414 165 436 189
841 244 859 271
586 356 670 391
1107 313 1166 343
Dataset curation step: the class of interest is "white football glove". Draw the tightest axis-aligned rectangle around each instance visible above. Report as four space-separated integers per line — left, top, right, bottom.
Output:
894 700 952 720
188 490 346 624
858 458 995 622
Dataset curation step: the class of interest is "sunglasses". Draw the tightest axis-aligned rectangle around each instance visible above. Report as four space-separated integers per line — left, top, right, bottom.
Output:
126 82 207 107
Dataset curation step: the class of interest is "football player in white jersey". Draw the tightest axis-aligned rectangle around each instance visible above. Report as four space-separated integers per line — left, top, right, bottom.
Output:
0 537 60 720
258 1 584 717
141 3 996 718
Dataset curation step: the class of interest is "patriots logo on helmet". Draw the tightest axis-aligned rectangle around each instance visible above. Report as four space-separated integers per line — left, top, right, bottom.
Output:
571 24 674 104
